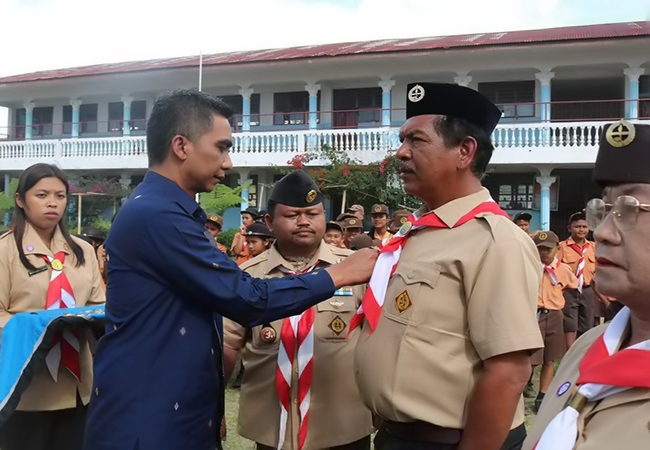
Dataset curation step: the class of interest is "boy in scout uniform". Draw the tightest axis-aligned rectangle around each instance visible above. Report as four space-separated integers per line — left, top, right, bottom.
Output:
529 231 578 413
388 209 411 234
368 204 394 243
324 221 345 248
558 211 597 349
223 170 373 450
341 216 363 249
205 214 228 254
353 83 543 450
524 121 650 450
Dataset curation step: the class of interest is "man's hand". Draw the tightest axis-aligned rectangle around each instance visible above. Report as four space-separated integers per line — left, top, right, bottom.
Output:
221 417 227 441
239 225 246 234
325 248 379 288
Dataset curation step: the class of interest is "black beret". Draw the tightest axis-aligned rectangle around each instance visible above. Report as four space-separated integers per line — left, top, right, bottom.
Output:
80 226 105 241
406 82 502 135
244 222 273 238
269 170 323 207
593 120 650 188
241 207 259 219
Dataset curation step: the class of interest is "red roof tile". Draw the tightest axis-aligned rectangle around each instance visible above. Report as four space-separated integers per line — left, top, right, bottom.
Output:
1 21 648 84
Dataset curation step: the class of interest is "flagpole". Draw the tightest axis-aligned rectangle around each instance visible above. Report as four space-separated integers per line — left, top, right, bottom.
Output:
196 50 204 204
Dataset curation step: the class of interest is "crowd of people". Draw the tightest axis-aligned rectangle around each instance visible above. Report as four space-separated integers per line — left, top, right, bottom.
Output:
0 84 648 450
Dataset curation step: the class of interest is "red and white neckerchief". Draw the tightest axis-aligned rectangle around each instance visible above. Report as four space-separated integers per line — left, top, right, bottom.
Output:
568 241 589 293
533 306 650 449
543 258 559 286
41 252 81 383
275 262 321 450
348 198 509 334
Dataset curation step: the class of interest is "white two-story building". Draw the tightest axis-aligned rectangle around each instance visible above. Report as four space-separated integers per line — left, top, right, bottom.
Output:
1 20 649 232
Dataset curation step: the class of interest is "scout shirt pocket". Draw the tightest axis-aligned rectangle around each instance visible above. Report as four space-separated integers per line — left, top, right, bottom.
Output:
251 320 282 349
316 289 357 342
384 261 441 326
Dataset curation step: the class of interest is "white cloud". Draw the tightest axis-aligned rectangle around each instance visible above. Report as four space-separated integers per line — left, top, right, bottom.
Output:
1 0 647 77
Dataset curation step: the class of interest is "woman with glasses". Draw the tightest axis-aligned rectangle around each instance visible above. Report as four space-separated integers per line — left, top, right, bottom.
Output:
524 120 650 450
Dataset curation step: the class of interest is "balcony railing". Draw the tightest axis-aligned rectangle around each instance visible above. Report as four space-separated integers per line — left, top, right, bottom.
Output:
2 98 649 142
4 120 650 172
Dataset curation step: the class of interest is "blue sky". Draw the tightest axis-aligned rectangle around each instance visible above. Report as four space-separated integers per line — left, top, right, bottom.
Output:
1 0 648 77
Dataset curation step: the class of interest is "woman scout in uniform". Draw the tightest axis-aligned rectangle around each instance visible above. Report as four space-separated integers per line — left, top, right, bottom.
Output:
0 163 105 450
524 120 650 450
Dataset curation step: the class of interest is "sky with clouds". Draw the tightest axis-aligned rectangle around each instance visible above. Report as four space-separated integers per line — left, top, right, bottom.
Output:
1 0 649 77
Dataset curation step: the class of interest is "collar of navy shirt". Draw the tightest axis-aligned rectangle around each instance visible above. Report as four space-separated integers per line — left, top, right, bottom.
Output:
143 171 207 222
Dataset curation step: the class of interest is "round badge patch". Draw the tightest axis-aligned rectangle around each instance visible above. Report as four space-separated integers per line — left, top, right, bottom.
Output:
260 326 277 343
557 381 572 396
305 190 317 203
408 84 425 103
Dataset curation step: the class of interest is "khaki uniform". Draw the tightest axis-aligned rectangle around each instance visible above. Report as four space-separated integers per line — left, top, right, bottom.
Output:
224 243 373 450
97 243 107 291
354 188 543 430
557 238 596 286
0 224 105 411
524 323 650 449
538 260 578 310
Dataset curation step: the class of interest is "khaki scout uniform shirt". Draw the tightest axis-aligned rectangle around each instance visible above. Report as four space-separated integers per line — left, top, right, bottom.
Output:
524 323 650 450
539 260 578 310
0 224 105 411
224 243 373 450
557 238 596 287
354 188 543 430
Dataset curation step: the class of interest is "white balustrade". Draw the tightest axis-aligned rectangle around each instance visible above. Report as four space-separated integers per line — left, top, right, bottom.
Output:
1 121 648 171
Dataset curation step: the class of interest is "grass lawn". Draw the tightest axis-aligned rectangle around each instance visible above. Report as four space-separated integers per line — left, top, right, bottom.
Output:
222 366 542 449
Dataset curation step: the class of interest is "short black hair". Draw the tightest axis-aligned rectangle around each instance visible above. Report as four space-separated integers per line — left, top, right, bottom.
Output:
433 116 494 178
146 89 234 166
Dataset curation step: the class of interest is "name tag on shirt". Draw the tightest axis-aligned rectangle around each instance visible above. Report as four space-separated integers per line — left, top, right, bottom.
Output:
333 287 353 296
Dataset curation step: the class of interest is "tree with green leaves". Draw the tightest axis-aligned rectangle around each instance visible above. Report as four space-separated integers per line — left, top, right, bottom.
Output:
287 146 421 213
199 181 251 215
0 178 18 214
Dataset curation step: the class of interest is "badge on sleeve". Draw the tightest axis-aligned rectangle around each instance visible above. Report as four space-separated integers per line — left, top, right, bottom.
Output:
328 316 346 336
556 381 572 397
395 290 412 314
260 325 277 343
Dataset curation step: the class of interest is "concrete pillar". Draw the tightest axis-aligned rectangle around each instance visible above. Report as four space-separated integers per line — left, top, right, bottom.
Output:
305 84 320 130
624 67 645 119
4 174 10 226
535 71 555 122
119 173 132 190
24 101 35 140
238 170 250 212
71 99 82 138
536 175 556 231
378 80 396 127
121 96 133 136
239 87 254 132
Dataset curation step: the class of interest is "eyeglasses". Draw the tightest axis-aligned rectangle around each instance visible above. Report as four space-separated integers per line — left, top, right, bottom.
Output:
586 195 650 231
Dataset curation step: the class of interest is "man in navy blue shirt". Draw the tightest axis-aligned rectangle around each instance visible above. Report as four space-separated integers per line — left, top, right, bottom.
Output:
83 90 378 450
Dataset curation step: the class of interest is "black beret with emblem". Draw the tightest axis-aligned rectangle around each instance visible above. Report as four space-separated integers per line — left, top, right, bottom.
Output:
593 120 650 188
244 222 274 239
269 170 324 207
406 82 502 135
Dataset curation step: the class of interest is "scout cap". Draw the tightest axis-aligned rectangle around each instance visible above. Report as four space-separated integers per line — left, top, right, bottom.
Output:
533 231 560 248
341 217 363 230
347 204 364 213
206 214 224 227
593 120 650 188
241 207 259 219
406 82 502 135
326 221 343 233
336 212 356 222
350 234 376 250
269 170 323 207
244 222 274 239
514 212 532 222
80 226 105 242
389 210 411 230
569 211 586 223
371 204 389 215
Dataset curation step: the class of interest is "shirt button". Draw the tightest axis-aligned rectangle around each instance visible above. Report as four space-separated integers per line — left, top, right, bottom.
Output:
211 348 214 355
407 272 415 279
294 367 299 374
179 327 186 336
95 388 99 396
174 402 180 411
208 419 213 428
293 398 299 405
112 324 117 331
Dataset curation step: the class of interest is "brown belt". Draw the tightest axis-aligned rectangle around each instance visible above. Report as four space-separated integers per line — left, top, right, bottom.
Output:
383 421 463 445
